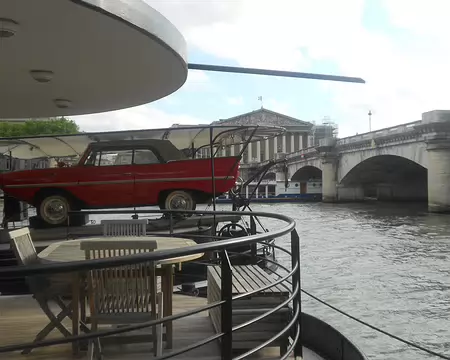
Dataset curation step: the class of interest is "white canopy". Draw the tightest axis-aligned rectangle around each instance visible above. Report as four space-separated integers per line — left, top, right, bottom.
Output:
1 0 187 118
0 125 285 160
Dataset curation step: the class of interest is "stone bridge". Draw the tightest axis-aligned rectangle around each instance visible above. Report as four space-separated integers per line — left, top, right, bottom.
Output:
241 110 450 213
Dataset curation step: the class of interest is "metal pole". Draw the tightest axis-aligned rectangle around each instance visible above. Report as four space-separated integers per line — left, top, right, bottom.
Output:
291 229 303 359
368 110 372 132
221 250 233 360
210 127 217 231
250 216 257 260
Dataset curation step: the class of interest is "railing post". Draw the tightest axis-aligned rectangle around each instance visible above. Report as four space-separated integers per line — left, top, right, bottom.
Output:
291 229 303 359
66 212 70 240
169 212 174 235
221 250 233 360
250 216 257 260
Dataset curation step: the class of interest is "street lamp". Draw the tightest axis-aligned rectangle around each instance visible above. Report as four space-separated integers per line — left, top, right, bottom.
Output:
368 110 372 132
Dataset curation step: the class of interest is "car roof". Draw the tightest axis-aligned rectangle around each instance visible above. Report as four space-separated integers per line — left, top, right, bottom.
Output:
87 139 187 161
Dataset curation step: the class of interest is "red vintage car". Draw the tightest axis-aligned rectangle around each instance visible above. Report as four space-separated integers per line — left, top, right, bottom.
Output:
0 139 239 226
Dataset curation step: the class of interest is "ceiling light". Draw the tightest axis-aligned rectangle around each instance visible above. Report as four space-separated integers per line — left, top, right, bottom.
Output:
54 99 72 109
30 70 54 83
0 18 19 38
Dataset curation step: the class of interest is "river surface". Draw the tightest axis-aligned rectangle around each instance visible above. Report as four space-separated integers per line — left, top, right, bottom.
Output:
83 201 450 360
246 202 450 360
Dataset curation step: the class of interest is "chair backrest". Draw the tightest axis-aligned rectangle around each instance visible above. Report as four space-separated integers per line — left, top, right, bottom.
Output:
101 219 147 237
8 227 49 294
8 227 38 266
81 239 158 315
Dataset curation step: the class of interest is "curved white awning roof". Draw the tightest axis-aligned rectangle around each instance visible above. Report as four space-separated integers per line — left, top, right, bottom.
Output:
0 0 187 118
0 125 286 160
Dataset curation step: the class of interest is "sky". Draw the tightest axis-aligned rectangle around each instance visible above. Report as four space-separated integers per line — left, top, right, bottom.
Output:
72 0 450 137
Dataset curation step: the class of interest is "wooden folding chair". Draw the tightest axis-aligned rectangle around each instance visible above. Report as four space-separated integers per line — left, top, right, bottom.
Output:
8 227 89 354
101 219 147 237
81 239 163 359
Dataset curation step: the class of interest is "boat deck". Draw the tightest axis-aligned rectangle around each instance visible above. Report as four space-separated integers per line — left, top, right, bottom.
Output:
0 294 324 360
0 214 240 244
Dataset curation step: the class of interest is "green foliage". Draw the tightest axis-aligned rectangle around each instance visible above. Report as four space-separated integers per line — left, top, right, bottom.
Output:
0 117 80 137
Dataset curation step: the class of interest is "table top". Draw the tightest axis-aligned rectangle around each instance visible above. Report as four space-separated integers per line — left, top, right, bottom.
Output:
38 236 203 266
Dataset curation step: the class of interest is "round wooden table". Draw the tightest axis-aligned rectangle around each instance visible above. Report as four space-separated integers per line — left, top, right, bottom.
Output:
38 236 204 352
39 236 202 265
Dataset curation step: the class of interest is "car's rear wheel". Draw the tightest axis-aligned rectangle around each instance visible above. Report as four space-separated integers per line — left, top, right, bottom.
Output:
37 194 71 226
162 190 196 216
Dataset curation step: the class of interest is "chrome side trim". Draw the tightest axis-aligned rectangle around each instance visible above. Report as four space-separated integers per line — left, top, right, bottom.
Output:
4 176 234 189
4 182 79 189
134 176 232 183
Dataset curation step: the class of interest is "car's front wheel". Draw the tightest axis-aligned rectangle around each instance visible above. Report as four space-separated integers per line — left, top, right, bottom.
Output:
162 190 196 215
37 194 71 226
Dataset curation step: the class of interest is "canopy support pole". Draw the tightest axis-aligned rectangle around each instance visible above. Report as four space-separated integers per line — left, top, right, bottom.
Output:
209 128 217 231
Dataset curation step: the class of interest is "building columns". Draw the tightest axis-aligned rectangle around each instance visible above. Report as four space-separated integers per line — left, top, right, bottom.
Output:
298 134 303 150
230 145 235 156
273 136 278 155
282 135 286 153
256 141 261 162
290 134 295 152
265 139 270 160
247 142 252 163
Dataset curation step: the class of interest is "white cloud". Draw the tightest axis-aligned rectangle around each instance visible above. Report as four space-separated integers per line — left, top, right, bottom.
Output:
146 0 450 138
183 70 211 92
148 0 365 71
381 0 450 38
71 69 211 132
264 99 293 116
72 1 450 137
226 96 244 106
72 105 209 132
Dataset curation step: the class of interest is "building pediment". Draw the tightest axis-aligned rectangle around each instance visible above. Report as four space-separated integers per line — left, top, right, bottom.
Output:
213 108 312 129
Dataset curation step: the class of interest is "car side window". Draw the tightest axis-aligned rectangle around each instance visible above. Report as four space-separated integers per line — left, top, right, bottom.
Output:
85 149 133 166
133 149 160 165
105 150 133 166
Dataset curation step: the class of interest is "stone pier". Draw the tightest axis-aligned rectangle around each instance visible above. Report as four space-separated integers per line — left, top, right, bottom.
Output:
337 185 364 201
422 110 450 213
317 138 338 202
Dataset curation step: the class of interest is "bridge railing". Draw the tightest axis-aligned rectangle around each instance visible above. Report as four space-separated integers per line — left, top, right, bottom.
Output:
284 146 317 160
337 120 422 146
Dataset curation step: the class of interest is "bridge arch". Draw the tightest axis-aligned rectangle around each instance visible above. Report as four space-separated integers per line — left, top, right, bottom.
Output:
290 165 322 195
338 143 427 182
340 155 427 201
291 165 322 182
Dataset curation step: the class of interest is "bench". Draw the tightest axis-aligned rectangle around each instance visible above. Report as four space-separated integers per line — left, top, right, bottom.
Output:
207 264 290 352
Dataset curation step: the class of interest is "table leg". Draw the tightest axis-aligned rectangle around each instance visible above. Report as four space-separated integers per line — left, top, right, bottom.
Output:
72 272 80 356
162 265 173 349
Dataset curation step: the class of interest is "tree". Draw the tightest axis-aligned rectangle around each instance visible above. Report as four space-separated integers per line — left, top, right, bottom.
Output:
0 117 80 137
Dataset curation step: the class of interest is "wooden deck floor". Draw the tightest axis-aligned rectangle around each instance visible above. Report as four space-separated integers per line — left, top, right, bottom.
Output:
0 294 323 360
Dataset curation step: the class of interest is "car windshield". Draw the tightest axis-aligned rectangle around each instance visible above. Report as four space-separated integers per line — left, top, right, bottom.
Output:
82 148 161 166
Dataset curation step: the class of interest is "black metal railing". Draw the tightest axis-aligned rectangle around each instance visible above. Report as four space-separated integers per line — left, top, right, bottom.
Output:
0 209 366 360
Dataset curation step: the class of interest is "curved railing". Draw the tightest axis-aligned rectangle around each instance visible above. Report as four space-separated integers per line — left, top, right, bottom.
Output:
0 209 367 360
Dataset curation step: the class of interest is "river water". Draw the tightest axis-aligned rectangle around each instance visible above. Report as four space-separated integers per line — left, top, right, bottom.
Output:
247 202 450 360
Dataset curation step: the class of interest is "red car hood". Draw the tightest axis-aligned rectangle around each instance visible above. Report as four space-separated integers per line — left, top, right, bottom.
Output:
1 167 72 187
